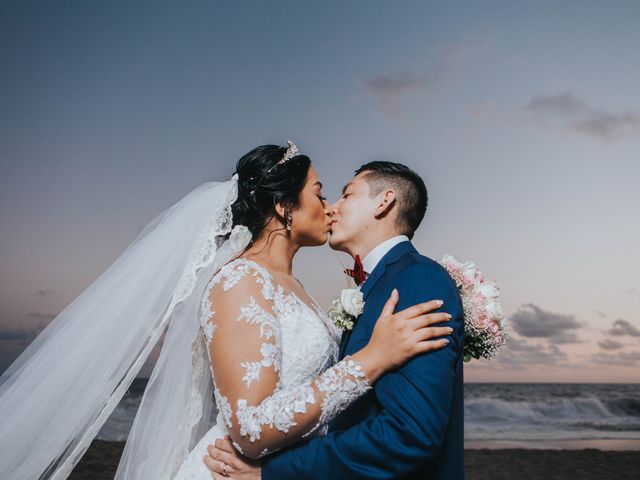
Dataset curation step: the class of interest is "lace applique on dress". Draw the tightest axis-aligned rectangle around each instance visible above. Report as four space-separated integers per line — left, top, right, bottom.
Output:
202 322 216 345
235 382 317 442
229 355 370 455
236 295 281 386
196 258 371 459
315 357 371 425
240 342 279 388
214 388 233 429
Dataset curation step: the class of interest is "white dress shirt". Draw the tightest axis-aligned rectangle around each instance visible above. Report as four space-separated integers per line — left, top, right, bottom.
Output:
362 235 410 275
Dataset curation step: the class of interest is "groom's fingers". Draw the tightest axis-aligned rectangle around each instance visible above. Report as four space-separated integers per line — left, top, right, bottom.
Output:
206 458 235 478
214 437 235 453
202 454 226 477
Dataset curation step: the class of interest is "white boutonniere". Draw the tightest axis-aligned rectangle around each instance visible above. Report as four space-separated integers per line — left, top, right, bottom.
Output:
329 288 365 331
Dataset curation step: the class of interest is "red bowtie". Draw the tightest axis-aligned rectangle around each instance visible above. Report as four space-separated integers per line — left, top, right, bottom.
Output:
344 254 368 286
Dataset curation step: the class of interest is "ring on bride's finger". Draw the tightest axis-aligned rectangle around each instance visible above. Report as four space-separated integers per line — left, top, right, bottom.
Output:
222 462 229 476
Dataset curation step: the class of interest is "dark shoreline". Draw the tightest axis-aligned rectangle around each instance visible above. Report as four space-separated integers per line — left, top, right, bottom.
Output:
69 440 640 480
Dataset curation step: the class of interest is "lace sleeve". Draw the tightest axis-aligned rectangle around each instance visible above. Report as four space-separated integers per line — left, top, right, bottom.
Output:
202 261 371 459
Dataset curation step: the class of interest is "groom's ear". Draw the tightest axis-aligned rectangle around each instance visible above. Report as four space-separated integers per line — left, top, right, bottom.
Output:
374 189 396 218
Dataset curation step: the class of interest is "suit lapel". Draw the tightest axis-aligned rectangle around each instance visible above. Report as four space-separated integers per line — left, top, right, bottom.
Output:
359 259 387 301
338 241 415 359
361 241 415 299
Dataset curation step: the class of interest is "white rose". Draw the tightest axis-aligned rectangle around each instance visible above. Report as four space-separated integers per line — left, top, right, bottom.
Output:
440 254 459 268
340 288 365 317
460 261 477 286
477 282 499 300
486 299 503 321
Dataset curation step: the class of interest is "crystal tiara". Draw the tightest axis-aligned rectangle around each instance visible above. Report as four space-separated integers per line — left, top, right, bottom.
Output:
265 140 300 175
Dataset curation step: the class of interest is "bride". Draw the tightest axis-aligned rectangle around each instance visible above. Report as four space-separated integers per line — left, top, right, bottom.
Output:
0 142 449 479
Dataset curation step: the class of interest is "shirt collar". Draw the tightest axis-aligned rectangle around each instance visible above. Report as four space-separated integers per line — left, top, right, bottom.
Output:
362 235 410 274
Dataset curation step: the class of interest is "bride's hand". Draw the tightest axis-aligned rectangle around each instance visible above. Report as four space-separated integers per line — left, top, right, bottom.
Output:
351 289 452 383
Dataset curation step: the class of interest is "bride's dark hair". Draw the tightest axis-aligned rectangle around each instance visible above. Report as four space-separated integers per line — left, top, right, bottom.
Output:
232 144 311 238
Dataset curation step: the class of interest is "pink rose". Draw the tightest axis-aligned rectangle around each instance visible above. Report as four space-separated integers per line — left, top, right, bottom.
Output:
473 312 491 330
489 320 500 335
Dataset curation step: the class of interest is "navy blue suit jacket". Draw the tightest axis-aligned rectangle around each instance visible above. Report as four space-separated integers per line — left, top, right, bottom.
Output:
262 241 465 479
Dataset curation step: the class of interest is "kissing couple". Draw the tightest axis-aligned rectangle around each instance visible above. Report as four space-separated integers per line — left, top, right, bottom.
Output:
0 141 465 480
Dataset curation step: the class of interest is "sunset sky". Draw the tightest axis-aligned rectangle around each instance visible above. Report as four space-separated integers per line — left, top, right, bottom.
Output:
1 0 639 382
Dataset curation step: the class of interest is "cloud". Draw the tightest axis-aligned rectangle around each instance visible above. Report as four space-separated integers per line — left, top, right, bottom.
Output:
573 111 640 139
499 339 567 368
463 336 569 371
594 310 607 319
0 318 50 342
364 71 445 98
26 312 57 321
508 337 546 352
469 100 498 119
526 92 590 115
0 315 56 373
36 288 55 297
524 91 640 140
0 330 34 374
0 329 31 341
592 350 640 367
608 319 640 337
510 303 582 343
362 43 472 120
598 339 624 350
0 313 55 344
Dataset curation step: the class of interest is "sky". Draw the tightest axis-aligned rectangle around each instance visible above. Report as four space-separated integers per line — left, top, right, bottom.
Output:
1 0 639 382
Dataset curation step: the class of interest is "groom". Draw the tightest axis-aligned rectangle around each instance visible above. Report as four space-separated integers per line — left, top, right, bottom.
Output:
206 161 465 479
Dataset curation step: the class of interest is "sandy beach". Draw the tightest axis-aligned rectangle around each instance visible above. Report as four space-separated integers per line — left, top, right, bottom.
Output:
465 448 640 480
69 440 640 479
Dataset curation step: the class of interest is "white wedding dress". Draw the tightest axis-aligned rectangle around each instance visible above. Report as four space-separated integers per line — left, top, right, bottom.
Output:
1 176 373 480
173 258 371 479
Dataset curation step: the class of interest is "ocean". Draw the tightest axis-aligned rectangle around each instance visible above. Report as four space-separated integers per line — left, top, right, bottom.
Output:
464 383 640 449
98 381 640 449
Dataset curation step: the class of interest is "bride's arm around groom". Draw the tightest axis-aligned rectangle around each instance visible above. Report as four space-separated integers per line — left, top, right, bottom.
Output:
260 253 465 479
209 161 466 479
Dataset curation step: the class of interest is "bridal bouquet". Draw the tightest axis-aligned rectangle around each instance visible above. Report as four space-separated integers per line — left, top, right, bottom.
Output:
439 254 508 362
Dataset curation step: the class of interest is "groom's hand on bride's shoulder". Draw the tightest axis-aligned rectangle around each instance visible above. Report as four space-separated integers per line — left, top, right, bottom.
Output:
203 435 261 480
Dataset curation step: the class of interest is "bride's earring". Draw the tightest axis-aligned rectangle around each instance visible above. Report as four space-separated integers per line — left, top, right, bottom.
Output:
285 211 292 231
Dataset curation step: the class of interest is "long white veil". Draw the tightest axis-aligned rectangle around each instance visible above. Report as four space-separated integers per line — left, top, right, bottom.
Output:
0 175 252 479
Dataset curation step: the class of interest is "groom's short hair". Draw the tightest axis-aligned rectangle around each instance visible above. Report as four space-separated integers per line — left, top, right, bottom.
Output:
355 161 427 239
